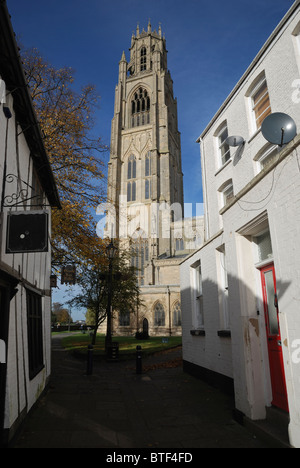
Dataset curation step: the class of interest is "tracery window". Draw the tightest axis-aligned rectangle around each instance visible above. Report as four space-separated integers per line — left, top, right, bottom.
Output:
173 302 182 327
131 87 150 128
154 302 165 327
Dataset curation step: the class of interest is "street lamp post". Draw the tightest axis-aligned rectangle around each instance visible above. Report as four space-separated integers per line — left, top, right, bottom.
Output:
105 240 117 353
167 285 172 337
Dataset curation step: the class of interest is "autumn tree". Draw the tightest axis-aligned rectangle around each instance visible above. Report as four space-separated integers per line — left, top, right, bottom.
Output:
22 48 108 268
52 302 72 324
69 246 142 345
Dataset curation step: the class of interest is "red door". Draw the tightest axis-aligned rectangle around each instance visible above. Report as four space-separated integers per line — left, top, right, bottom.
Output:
261 264 289 412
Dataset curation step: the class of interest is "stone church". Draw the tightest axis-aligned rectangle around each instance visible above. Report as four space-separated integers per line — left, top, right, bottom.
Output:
105 22 203 337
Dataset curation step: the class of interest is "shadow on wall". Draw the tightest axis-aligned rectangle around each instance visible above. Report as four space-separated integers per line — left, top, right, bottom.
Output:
181 269 293 419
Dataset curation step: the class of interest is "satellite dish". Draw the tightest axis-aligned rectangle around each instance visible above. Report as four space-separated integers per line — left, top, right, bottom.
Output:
261 113 297 147
226 135 245 147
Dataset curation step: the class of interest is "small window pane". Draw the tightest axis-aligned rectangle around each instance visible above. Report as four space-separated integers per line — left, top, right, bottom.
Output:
256 231 273 262
223 183 234 205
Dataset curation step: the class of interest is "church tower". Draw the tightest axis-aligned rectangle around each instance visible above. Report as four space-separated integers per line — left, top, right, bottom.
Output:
107 21 184 255
106 22 189 336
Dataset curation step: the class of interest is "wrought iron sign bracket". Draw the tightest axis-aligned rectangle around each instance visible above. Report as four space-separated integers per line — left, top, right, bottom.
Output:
2 173 52 208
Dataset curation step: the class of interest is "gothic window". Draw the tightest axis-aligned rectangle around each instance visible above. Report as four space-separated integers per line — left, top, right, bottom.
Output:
127 155 137 202
127 155 136 180
140 47 147 71
173 302 182 327
154 302 165 327
144 151 152 200
131 88 150 128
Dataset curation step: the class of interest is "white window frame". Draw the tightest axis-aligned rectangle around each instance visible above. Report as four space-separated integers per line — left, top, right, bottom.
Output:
254 143 278 174
215 122 231 169
248 75 271 134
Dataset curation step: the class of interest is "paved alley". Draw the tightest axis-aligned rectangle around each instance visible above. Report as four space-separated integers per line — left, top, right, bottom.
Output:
12 335 272 449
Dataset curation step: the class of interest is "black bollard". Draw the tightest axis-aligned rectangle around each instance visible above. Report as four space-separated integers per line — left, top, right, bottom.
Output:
136 345 142 374
87 344 93 375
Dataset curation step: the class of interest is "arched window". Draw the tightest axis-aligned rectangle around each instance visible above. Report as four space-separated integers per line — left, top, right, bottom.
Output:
218 179 234 208
173 302 182 327
131 88 150 128
140 47 147 72
154 302 165 327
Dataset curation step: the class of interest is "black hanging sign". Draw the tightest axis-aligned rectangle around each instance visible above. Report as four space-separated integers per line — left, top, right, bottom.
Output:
6 211 49 254
61 265 76 285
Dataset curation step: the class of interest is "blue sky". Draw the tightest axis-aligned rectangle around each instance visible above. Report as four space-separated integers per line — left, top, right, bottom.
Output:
6 0 294 319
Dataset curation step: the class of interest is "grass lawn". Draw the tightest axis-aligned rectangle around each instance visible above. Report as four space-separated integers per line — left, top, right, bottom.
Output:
60 333 182 359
